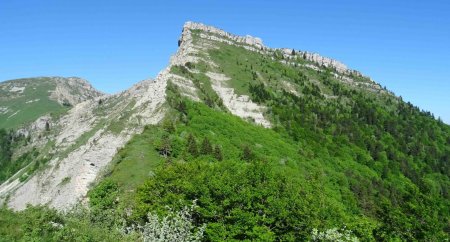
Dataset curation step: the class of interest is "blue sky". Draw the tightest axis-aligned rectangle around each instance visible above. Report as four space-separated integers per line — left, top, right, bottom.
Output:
1 0 449 123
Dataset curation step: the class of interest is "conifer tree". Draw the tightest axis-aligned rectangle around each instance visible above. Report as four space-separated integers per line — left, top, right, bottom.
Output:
162 119 175 133
242 145 254 161
187 134 198 157
200 137 213 155
158 134 172 158
213 145 223 161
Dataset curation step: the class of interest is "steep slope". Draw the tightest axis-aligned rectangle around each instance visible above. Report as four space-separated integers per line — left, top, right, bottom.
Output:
168 22 388 127
0 77 103 185
94 22 449 240
0 76 167 209
0 77 103 130
0 26 216 208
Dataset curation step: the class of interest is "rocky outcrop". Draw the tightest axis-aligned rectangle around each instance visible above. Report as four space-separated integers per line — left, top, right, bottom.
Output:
280 48 354 75
206 72 271 128
302 52 348 73
182 22 264 51
175 22 273 127
49 77 103 106
180 22 383 94
182 22 355 77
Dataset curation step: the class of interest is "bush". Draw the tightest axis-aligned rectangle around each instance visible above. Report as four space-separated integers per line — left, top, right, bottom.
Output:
311 227 359 242
128 201 205 242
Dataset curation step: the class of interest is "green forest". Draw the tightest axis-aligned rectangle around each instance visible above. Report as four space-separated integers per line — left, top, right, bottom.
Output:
1 96 449 241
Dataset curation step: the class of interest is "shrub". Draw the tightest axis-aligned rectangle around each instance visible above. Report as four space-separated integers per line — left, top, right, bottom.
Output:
127 202 205 242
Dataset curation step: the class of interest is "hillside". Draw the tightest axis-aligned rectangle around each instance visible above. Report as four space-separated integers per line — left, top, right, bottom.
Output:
0 22 449 241
0 77 103 185
0 77 103 130
0 77 166 209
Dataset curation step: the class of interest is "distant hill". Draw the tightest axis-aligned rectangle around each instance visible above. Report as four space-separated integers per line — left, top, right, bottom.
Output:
0 77 103 129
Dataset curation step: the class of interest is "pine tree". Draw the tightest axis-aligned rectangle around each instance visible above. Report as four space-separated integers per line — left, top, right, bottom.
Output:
0 129 12 164
162 119 175 134
157 134 172 158
242 145 254 161
200 137 213 155
177 101 187 114
187 134 198 157
213 146 223 161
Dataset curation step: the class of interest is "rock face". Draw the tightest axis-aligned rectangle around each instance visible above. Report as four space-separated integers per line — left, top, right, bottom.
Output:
172 22 272 127
1 76 167 210
183 22 264 50
0 21 389 210
49 77 103 106
0 77 102 105
207 72 271 128
301 52 348 73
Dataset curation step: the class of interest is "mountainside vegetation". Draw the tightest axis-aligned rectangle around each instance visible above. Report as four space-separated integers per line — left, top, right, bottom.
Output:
0 77 103 185
0 129 43 184
0 24 449 241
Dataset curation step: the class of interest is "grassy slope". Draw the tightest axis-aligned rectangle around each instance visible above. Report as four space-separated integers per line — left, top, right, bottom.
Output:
100 125 164 202
0 78 68 130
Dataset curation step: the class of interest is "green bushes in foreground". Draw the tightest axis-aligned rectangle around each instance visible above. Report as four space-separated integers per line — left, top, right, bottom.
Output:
135 159 365 241
0 206 131 242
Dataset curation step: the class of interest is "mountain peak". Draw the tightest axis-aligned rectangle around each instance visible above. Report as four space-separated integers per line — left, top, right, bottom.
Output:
180 21 265 50
181 22 369 79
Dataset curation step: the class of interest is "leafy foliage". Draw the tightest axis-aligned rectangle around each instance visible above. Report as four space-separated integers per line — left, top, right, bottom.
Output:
311 227 359 242
0 206 131 242
129 202 205 242
125 101 372 240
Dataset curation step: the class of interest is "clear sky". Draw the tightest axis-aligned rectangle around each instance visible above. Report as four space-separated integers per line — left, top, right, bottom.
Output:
1 0 449 123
